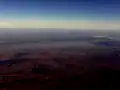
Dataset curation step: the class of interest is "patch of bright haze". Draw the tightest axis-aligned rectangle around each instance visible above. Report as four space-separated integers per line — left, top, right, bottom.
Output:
0 19 119 30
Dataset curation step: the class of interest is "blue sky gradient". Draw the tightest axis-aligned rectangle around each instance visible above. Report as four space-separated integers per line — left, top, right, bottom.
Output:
0 0 119 20
0 0 119 29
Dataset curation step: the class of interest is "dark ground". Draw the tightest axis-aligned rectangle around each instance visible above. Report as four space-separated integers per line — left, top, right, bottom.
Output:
0 46 120 90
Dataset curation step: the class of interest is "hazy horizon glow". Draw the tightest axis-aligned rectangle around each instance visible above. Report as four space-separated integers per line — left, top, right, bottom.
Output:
0 0 120 30
0 19 119 30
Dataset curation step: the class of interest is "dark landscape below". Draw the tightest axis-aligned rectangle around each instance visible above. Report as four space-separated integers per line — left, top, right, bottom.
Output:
0 29 120 90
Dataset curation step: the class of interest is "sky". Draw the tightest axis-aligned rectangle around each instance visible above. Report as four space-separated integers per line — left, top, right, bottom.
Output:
0 0 120 30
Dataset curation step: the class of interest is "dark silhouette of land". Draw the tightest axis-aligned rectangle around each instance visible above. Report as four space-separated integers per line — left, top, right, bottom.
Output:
0 29 120 90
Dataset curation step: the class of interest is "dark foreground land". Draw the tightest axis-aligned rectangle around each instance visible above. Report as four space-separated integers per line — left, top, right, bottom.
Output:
0 46 120 90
